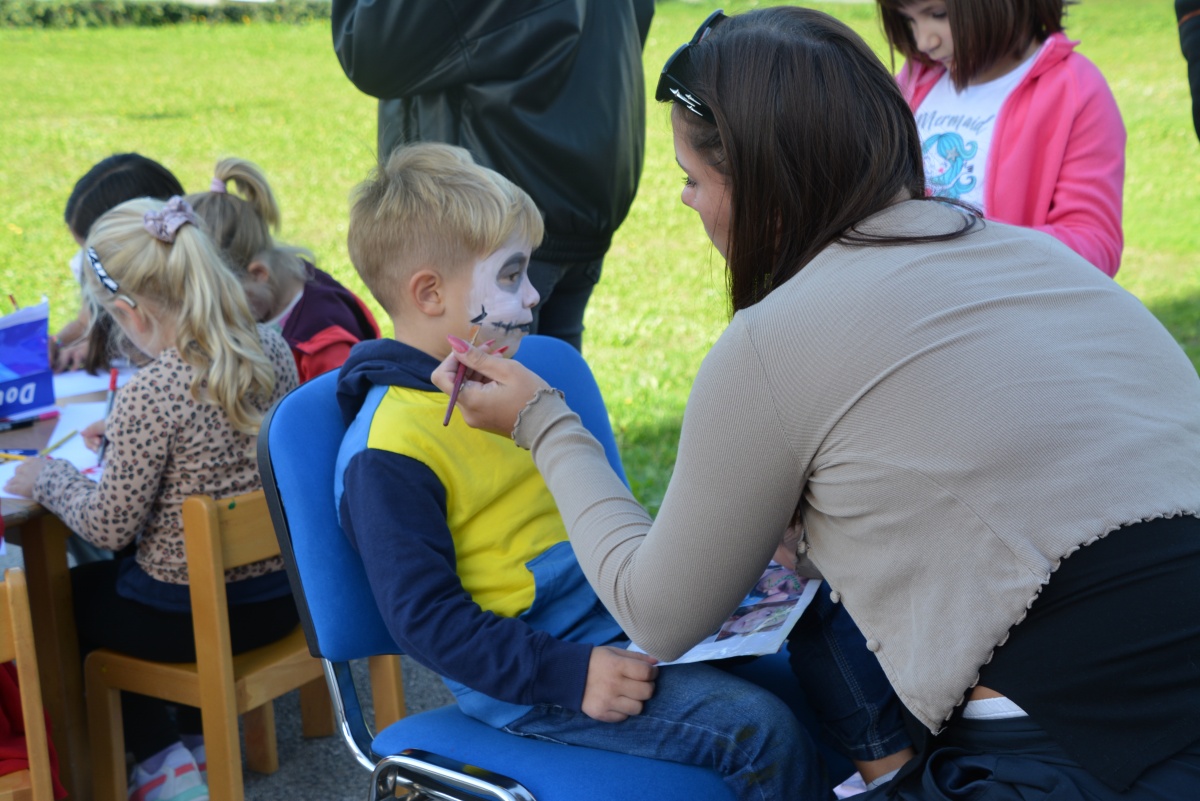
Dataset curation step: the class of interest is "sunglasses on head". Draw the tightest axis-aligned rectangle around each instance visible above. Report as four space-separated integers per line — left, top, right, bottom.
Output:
655 9 727 124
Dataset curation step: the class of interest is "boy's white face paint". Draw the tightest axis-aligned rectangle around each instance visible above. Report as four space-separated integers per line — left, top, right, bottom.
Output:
465 238 539 355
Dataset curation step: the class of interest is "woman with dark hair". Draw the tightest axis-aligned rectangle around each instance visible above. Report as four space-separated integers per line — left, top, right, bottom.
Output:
434 7 1200 799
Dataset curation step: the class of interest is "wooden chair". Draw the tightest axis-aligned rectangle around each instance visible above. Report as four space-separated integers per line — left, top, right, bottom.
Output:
0 569 54 801
85 491 334 801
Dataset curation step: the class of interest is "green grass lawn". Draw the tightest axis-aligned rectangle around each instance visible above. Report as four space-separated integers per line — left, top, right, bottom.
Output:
2 0 1197 511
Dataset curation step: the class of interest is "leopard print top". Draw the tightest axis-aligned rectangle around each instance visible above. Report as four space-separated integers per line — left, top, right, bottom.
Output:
34 325 299 585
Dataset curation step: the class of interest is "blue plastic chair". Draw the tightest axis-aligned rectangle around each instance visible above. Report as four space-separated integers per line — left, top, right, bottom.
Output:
258 336 849 800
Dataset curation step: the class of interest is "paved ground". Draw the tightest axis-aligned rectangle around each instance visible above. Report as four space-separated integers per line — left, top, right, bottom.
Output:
242 656 455 801
0 543 455 801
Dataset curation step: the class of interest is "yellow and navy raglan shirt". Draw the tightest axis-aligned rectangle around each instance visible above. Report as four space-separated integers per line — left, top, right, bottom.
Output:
334 339 622 727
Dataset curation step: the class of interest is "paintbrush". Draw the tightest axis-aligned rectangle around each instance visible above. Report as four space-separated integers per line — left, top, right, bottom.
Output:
443 326 481 426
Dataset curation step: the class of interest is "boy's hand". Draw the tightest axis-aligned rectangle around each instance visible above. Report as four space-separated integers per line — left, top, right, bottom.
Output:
581 646 659 723
773 520 803 571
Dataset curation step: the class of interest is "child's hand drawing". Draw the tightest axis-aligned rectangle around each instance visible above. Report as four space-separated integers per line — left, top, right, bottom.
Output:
82 419 106 452
582 646 659 723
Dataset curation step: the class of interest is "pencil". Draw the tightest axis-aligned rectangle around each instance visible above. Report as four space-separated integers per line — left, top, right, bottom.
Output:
0 453 27 462
0 410 60 435
443 326 481 427
97 367 119 465
39 429 78 458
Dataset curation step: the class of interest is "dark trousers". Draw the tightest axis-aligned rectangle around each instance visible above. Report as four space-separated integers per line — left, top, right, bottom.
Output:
861 716 1200 800
72 560 299 762
527 257 604 353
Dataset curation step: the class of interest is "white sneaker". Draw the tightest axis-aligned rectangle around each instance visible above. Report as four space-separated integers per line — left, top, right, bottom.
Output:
834 772 868 798
188 743 206 783
128 743 209 801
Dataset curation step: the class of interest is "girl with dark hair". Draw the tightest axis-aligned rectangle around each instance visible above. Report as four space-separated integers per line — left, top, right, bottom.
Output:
54 153 186 373
432 6 1200 799
876 0 1125 277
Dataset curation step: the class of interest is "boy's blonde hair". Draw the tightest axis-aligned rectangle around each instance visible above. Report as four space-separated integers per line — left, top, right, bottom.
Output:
348 143 544 314
83 197 277 434
187 157 311 290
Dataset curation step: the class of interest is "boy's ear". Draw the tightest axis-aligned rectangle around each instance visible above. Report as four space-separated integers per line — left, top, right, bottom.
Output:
408 268 448 317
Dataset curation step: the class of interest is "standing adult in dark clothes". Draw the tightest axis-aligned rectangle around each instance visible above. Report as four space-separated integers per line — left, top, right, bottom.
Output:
1180 0 1200 141
331 1 654 352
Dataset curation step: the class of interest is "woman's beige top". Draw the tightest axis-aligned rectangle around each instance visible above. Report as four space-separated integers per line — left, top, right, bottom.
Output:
514 200 1200 732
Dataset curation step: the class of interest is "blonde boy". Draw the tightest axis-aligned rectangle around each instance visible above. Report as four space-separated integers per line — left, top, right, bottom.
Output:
334 143 811 801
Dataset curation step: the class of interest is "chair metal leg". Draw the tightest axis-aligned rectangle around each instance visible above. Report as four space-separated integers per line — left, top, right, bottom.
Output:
85 656 127 801
371 751 535 801
243 702 279 775
299 677 335 738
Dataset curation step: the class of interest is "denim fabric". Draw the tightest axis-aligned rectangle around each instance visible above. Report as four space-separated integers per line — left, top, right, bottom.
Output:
861 715 1200 800
787 583 913 762
527 257 603 352
503 661 834 801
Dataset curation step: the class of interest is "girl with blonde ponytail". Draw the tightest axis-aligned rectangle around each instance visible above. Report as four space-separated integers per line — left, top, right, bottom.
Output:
190 157 380 382
4 196 301 801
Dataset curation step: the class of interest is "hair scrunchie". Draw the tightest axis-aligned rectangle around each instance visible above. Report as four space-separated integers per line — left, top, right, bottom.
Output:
210 176 227 194
143 196 199 243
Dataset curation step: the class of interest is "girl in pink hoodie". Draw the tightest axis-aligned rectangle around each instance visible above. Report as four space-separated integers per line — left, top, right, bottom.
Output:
876 0 1125 276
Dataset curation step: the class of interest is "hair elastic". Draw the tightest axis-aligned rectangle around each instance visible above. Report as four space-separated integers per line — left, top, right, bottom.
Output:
210 176 227 194
143 196 199 243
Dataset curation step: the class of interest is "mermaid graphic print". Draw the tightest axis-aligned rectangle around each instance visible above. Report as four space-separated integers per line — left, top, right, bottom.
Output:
923 132 978 200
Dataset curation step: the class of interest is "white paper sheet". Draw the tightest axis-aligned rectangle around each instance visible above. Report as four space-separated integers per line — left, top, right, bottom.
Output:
0 402 107 499
52 366 136 400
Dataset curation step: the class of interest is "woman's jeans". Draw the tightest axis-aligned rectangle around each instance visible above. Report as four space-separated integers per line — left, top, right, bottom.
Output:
787 582 913 762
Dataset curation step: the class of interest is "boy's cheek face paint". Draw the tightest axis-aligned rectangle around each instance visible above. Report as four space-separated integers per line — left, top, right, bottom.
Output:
466 244 536 351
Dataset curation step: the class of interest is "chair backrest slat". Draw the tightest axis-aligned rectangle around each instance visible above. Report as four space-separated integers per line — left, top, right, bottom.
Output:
182 492 279 572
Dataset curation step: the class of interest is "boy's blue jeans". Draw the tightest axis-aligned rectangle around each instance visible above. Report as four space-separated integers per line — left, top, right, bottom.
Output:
502 584 911 801
786 582 912 762
503 660 830 801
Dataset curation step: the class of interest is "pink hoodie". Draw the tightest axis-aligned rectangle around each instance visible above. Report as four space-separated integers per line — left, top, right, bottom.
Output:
898 33 1126 276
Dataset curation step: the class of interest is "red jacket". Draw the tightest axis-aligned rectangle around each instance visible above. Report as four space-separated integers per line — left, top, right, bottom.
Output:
281 265 381 382
898 33 1125 276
